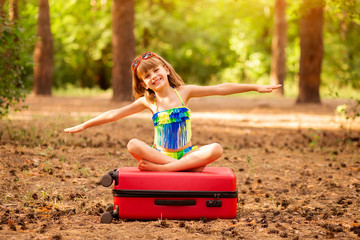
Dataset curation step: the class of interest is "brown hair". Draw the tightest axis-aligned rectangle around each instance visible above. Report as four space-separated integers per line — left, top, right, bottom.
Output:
131 53 184 102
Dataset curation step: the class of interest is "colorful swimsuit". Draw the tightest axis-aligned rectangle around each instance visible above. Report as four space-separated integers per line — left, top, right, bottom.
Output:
152 87 197 159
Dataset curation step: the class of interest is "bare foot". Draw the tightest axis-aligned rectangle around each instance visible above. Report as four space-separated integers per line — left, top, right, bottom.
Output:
186 166 206 172
138 160 166 171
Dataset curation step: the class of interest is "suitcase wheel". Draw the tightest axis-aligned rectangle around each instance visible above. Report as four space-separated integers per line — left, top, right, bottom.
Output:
100 211 113 224
100 174 113 187
105 204 114 212
107 169 116 175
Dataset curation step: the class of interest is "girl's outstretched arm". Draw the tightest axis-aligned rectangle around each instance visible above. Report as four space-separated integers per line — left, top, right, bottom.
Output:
183 83 282 99
64 98 148 133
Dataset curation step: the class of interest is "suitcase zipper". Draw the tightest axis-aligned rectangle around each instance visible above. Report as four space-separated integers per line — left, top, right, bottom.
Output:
112 189 238 198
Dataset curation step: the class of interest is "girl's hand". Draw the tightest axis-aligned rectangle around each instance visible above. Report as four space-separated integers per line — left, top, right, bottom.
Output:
257 84 282 93
64 124 86 133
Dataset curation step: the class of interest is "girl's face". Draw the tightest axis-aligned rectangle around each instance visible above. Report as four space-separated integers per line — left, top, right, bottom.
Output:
140 64 170 91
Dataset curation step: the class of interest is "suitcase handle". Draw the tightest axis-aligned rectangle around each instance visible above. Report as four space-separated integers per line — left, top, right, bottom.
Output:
154 199 196 206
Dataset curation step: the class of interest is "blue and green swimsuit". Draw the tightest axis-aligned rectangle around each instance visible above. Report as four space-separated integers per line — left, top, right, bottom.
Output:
152 87 197 159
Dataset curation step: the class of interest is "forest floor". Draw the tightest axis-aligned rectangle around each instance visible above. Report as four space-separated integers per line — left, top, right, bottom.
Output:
0 94 359 240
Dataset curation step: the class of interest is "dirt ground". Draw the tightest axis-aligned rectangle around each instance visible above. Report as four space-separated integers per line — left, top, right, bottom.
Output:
0 94 359 240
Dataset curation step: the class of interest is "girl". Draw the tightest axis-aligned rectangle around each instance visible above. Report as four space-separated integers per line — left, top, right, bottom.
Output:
64 51 282 172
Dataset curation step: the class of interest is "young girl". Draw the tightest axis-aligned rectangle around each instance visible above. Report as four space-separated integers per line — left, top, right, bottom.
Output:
64 51 282 172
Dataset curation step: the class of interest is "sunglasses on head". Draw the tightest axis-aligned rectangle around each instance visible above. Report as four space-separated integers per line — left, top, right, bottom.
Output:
131 52 159 75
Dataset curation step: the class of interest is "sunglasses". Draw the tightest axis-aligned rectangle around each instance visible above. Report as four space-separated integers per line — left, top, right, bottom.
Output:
131 52 159 75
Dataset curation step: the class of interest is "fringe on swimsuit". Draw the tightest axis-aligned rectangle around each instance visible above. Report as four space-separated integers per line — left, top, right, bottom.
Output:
152 87 197 159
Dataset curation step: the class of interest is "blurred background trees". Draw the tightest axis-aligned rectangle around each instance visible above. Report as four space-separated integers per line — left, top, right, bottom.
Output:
1 0 359 109
270 0 287 96
111 0 135 101
297 0 324 103
33 0 53 95
0 0 33 116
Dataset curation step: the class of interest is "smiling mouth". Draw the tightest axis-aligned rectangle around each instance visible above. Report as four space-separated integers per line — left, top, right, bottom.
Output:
152 79 160 85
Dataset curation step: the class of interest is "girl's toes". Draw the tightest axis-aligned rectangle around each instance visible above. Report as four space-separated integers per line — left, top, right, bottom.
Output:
137 160 146 170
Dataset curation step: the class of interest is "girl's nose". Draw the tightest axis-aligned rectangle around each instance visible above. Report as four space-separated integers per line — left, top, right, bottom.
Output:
150 72 157 79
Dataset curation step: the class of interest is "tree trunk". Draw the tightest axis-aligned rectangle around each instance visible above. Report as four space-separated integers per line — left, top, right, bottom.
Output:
270 0 287 95
96 59 109 90
112 0 135 102
33 0 53 96
0 0 7 78
9 0 18 46
0 0 6 34
0 0 5 17
297 0 324 104
9 0 18 23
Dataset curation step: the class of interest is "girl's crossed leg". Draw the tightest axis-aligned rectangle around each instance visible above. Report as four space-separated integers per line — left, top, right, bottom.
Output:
127 138 223 172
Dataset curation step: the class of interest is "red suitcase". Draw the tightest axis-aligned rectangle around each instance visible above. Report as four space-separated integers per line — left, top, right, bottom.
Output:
100 167 238 223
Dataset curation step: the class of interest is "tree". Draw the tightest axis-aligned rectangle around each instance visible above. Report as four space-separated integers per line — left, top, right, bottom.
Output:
112 0 135 102
9 0 18 23
0 0 5 20
0 0 32 117
33 0 53 96
270 0 287 95
297 0 324 104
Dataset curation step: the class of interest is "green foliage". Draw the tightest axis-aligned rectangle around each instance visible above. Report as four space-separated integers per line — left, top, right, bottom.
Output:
17 0 360 95
308 129 322 150
218 1 273 85
50 0 112 89
134 0 277 85
134 0 238 84
0 16 34 117
336 100 360 121
329 86 360 128
323 0 360 89
246 155 255 175
335 99 360 132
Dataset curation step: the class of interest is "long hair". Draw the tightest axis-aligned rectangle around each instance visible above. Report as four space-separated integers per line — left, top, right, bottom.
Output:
131 53 184 102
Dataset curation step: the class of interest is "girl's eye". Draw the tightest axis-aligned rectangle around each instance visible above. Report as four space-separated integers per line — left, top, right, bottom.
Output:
154 68 159 72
